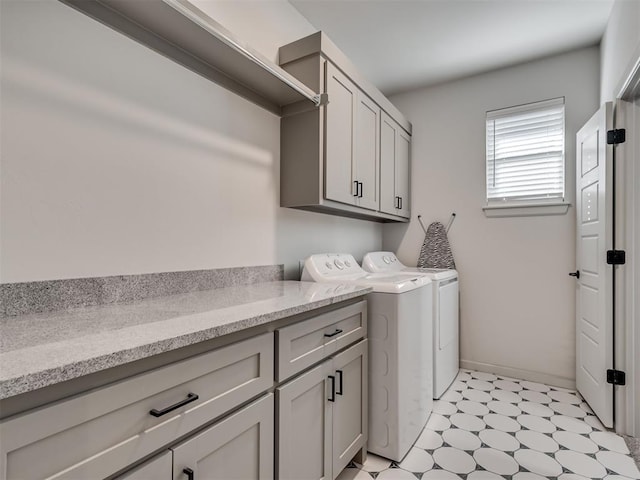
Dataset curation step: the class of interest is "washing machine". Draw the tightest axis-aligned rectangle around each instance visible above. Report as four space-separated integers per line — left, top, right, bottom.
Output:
362 251 459 399
301 253 433 462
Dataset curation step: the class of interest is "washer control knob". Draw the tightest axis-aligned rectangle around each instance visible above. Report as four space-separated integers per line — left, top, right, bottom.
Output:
325 262 333 269
334 259 344 269
383 255 391 264
344 260 351 267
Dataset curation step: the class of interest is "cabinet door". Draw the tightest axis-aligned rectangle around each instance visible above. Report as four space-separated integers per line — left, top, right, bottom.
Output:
379 113 398 215
395 128 411 218
380 112 411 218
325 62 356 206
277 363 332 480
116 451 172 480
354 92 380 211
172 394 274 480
331 340 368 478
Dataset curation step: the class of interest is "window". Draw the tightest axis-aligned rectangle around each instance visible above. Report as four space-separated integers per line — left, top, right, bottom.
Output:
484 97 568 216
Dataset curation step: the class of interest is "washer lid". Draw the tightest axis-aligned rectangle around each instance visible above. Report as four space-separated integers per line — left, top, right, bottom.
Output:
301 253 431 293
362 252 457 281
403 267 458 281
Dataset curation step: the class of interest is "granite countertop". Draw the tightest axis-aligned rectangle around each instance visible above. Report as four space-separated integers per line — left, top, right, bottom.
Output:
0 281 371 399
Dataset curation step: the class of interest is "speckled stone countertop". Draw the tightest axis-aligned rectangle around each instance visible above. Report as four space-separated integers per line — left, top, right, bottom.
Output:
0 281 370 399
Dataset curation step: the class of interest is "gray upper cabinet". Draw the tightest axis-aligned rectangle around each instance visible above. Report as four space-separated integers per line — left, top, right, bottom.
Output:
279 32 411 223
380 112 411 219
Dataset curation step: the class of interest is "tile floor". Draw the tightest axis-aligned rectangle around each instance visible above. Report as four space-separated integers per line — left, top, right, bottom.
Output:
338 369 640 480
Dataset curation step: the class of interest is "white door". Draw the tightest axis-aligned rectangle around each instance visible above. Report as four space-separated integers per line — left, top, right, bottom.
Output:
575 102 614 428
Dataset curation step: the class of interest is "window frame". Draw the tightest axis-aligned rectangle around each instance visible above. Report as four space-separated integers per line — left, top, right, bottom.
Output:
483 97 570 217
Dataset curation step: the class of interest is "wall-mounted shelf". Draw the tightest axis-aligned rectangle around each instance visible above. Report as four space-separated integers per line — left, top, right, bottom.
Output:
60 0 326 115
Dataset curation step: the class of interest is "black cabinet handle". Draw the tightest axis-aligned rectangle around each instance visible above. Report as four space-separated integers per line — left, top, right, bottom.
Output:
359 182 363 198
399 197 403 209
328 375 336 402
353 181 359 197
150 393 199 417
183 468 194 480
569 270 580 279
324 328 343 338
336 369 343 395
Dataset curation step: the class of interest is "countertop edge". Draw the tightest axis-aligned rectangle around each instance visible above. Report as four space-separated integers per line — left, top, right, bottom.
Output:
0 286 371 399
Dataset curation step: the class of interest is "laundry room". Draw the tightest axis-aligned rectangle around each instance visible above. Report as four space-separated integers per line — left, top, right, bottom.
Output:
1 0 639 479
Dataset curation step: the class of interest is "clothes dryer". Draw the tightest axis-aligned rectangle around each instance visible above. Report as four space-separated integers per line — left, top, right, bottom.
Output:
362 251 459 399
301 253 433 462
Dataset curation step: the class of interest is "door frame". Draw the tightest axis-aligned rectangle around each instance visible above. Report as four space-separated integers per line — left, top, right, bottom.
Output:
614 50 640 437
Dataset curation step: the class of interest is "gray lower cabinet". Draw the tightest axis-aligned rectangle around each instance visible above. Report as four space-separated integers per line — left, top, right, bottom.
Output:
277 340 367 480
172 394 274 480
0 301 367 480
0 333 273 480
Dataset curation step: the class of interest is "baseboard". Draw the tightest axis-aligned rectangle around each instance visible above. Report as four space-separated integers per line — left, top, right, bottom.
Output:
460 359 576 390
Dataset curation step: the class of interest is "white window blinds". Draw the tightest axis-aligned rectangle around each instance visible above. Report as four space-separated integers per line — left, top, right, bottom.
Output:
486 97 565 203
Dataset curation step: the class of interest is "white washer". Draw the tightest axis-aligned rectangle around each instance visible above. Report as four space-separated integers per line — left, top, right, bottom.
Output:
301 253 433 462
362 251 459 399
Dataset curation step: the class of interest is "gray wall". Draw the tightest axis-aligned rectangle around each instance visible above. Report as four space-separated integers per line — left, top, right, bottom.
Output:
0 0 382 283
600 0 640 102
384 47 600 387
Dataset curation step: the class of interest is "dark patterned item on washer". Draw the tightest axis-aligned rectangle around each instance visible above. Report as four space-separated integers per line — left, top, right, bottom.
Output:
417 221 456 269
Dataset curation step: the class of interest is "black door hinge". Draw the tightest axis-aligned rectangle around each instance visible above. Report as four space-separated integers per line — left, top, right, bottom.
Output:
606 250 626 265
607 369 626 386
607 129 626 145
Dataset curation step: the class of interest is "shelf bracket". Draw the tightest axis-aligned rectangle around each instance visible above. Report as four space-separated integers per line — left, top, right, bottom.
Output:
313 93 329 107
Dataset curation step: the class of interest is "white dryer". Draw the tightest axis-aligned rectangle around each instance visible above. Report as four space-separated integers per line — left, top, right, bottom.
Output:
362 251 459 399
302 253 433 462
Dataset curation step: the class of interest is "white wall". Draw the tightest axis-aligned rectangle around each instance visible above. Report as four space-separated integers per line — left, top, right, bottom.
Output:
384 47 600 387
0 0 382 283
600 0 640 102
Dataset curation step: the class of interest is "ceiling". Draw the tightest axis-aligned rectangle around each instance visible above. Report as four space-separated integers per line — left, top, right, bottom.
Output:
289 0 614 95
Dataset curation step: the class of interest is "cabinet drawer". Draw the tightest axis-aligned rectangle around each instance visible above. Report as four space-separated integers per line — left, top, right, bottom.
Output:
0 333 273 480
276 301 366 381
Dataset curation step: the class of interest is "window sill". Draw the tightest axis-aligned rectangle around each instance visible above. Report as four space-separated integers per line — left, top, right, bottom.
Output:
482 202 571 218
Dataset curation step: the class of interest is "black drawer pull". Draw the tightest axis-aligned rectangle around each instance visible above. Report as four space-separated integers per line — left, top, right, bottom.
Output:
324 328 343 338
183 468 195 480
150 393 199 417
328 375 336 402
336 369 343 395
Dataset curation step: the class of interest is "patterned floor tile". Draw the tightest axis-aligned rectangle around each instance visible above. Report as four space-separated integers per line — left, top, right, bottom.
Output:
344 370 640 480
